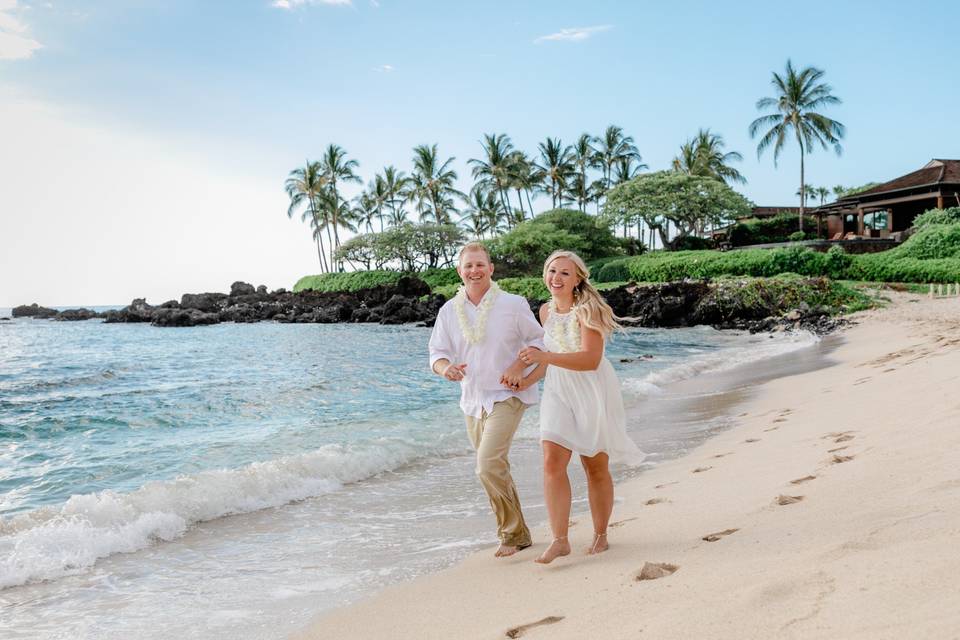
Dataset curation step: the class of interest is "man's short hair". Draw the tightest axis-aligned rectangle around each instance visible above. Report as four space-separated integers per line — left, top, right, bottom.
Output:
458 242 491 264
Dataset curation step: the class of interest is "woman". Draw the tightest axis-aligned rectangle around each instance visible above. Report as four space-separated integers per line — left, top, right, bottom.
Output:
517 250 644 564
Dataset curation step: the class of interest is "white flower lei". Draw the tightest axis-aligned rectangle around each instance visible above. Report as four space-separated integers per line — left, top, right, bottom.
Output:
548 299 582 353
454 281 501 345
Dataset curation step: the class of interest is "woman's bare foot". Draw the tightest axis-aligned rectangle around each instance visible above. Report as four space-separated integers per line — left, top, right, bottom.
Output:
587 532 608 555
535 537 570 564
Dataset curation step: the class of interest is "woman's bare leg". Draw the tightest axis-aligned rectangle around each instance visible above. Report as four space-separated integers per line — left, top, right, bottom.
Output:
580 452 613 554
536 441 573 564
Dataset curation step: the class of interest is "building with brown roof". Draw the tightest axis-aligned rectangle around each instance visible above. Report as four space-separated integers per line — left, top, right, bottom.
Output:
817 159 960 239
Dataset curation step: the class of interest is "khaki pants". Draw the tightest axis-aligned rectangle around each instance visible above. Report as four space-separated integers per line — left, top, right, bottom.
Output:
464 397 532 547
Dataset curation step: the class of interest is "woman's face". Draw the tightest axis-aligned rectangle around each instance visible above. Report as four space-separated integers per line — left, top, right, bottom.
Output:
544 257 581 299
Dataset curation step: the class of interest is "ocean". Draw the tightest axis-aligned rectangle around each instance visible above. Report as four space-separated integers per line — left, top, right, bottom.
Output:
0 310 825 639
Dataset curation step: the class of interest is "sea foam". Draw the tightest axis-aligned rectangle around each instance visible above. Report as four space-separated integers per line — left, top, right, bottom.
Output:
0 435 464 589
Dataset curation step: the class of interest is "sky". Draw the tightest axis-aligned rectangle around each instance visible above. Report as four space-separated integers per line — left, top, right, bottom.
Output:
1 0 958 306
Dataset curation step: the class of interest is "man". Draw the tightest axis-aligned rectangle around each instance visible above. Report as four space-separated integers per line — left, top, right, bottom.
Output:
428 242 545 557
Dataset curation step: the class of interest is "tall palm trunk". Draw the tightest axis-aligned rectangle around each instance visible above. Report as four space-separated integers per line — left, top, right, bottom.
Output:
525 190 534 218
310 199 329 273
798 140 806 232
515 187 525 220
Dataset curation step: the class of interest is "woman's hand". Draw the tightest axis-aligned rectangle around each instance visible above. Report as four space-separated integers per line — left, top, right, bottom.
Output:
518 346 548 365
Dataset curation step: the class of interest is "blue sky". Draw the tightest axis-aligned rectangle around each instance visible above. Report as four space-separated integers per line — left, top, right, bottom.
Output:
2 0 959 305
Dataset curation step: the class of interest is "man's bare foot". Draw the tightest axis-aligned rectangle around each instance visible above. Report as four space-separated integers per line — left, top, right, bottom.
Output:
495 541 530 557
535 537 570 564
587 532 608 555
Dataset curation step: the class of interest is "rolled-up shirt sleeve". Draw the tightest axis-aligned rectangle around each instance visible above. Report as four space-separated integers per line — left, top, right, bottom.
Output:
428 306 456 371
515 299 546 351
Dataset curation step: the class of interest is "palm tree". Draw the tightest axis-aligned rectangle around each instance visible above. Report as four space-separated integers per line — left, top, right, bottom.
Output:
460 187 504 239
469 133 515 216
410 144 462 224
570 134 598 213
673 129 745 184
381 166 410 228
815 186 831 206
508 151 539 220
795 184 818 203
595 125 644 193
354 190 379 233
536 137 574 209
749 60 845 230
284 160 329 272
320 144 361 266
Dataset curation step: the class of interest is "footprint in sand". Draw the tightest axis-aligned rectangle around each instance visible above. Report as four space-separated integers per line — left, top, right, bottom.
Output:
635 562 679 581
712 452 733 459
776 494 805 505
790 475 817 485
568 519 578 527
645 498 666 506
702 528 739 542
763 426 779 432
655 481 679 489
822 431 854 440
773 417 788 423
830 454 855 464
853 377 872 386
828 445 849 453
834 434 855 443
610 517 638 527
692 466 712 473
744 438 760 443
505 616 564 639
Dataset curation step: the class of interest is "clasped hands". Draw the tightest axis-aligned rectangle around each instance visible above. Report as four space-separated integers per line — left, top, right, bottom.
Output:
499 347 545 391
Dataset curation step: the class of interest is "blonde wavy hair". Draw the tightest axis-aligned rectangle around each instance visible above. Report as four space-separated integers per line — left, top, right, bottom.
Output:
542 250 621 338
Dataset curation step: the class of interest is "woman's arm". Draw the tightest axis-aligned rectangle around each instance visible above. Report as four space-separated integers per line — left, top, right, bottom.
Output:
520 322 604 372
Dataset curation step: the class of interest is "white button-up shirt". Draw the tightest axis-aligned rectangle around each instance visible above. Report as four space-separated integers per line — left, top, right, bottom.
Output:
428 287 545 419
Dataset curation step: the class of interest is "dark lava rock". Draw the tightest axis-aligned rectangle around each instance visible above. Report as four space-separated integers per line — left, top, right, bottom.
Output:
180 292 228 313
160 300 180 309
56 308 99 321
152 308 221 327
12 303 58 319
230 281 256 297
102 298 156 323
256 285 268 294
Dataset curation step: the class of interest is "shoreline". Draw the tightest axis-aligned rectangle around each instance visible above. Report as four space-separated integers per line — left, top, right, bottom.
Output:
292 292 960 640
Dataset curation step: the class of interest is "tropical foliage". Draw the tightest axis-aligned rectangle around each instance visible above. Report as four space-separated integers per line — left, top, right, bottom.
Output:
750 60 845 228
603 172 753 249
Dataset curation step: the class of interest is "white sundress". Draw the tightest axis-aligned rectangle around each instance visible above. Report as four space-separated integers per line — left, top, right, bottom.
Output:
540 308 645 465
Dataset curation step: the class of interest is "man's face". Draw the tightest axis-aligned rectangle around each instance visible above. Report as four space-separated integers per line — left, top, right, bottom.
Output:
457 250 494 289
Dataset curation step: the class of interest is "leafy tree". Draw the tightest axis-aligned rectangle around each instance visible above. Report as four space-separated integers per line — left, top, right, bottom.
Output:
534 208 622 260
672 129 745 185
749 60 845 229
485 222 588 276
604 171 753 249
333 223 466 271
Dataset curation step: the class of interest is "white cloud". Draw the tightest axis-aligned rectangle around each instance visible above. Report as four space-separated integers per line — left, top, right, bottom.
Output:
0 0 42 60
271 0 352 9
374 64 393 72
534 25 612 44
0 89 320 307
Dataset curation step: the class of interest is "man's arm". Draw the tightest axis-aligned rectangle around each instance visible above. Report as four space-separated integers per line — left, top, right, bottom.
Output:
428 306 467 382
500 299 546 388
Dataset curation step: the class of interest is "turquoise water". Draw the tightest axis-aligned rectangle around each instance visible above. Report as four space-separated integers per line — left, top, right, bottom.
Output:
0 313 819 639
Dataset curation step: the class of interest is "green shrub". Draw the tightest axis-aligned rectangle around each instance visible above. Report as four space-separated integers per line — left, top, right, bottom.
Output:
670 235 713 251
885 223 960 260
595 258 633 283
497 277 550 301
293 270 404 293
534 209 623 260
486 222 588 276
419 267 461 290
824 245 853 279
911 207 960 229
788 231 809 242
432 283 460 300
727 214 818 246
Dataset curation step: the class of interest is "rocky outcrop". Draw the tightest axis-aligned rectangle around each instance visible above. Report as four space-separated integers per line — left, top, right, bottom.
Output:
15 276 848 333
55 308 100 321
12 303 59 319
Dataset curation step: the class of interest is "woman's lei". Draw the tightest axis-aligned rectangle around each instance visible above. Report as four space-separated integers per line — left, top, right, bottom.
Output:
548 299 581 353
454 281 501 345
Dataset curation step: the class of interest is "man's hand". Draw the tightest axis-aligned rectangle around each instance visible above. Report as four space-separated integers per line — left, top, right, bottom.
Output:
499 361 525 391
442 362 467 382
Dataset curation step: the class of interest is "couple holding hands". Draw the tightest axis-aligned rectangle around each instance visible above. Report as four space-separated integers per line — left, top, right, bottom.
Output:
429 243 643 564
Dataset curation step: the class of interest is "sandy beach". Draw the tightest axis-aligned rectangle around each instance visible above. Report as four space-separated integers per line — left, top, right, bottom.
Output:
294 292 960 640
